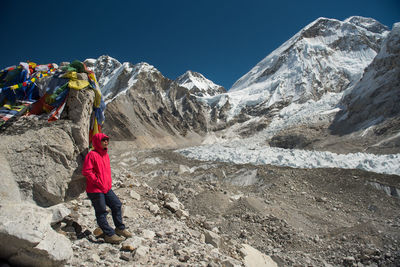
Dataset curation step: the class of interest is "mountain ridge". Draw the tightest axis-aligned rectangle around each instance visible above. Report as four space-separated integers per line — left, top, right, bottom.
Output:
84 16 399 154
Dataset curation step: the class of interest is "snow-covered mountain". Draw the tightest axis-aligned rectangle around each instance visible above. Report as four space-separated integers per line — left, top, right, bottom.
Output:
221 16 389 119
178 19 400 170
85 56 161 103
175 71 226 97
84 16 399 154
329 22 400 146
85 57 225 102
85 55 213 146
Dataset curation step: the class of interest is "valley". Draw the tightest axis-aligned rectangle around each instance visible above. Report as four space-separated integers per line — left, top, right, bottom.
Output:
63 144 400 266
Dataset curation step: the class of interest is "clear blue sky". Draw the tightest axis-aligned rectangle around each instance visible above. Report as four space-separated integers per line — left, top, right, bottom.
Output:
1 0 399 89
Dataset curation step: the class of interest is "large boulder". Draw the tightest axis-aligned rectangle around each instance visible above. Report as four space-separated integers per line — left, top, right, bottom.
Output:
0 88 94 207
240 244 278 267
0 203 73 266
0 153 22 204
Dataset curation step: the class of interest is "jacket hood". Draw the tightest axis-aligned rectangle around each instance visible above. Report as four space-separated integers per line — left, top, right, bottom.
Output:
92 133 109 155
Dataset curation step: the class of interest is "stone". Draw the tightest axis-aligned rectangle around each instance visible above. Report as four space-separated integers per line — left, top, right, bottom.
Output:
200 233 206 243
146 201 160 214
175 209 189 219
123 205 137 218
83 200 92 207
121 242 136 252
0 153 22 204
204 230 222 248
203 221 214 230
316 196 328 203
47 203 71 225
142 229 155 240
343 256 356 264
240 244 277 267
179 255 190 262
65 87 95 154
222 257 242 267
164 201 181 212
91 253 101 262
0 79 96 207
230 194 243 201
134 246 149 260
130 190 141 200
120 252 131 261
163 193 181 205
129 236 143 248
0 203 73 266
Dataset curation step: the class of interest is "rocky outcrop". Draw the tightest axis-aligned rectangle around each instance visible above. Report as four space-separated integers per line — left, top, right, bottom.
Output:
0 203 72 267
0 87 94 207
0 70 95 266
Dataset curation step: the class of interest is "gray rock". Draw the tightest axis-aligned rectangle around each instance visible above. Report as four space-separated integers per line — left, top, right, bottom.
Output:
165 201 182 213
147 202 160 214
142 229 155 240
0 203 73 266
134 245 149 260
120 252 132 261
175 209 189 219
0 153 22 203
0 86 95 207
90 253 101 262
129 190 141 200
222 257 242 267
47 203 71 225
122 205 136 218
204 230 222 248
240 244 277 267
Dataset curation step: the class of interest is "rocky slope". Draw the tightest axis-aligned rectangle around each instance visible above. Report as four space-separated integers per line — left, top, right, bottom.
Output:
85 56 218 148
58 144 400 266
329 23 400 148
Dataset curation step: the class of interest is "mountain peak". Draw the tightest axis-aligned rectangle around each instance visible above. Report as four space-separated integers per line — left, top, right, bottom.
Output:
344 16 389 33
176 70 226 97
227 16 389 120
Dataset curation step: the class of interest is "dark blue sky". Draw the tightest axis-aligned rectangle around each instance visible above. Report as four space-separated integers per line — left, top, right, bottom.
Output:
1 0 399 89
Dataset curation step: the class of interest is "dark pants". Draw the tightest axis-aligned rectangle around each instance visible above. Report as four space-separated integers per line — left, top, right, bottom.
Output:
87 189 125 236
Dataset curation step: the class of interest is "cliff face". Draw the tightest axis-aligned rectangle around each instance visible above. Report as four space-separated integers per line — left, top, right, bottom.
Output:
332 23 400 133
326 23 400 153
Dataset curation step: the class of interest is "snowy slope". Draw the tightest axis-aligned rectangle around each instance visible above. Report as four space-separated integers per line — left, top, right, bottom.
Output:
176 18 400 176
175 71 226 97
338 22 400 128
223 16 389 119
85 56 161 103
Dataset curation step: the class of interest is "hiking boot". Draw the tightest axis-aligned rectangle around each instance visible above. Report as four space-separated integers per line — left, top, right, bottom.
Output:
115 228 133 238
104 234 124 244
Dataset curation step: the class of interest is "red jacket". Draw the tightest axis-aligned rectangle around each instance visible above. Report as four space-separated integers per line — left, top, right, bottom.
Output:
82 133 112 193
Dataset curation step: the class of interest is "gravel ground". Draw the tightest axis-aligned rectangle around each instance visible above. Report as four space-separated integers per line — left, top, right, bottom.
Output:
62 143 400 266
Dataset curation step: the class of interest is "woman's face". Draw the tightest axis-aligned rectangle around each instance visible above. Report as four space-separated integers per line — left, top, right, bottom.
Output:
101 138 109 149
